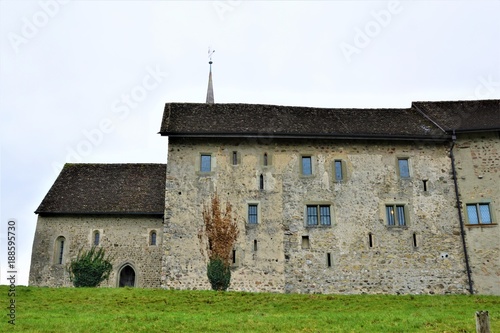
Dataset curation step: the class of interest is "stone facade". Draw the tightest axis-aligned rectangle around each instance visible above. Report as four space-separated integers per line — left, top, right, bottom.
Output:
162 138 469 294
29 100 499 295
454 132 500 295
29 215 163 288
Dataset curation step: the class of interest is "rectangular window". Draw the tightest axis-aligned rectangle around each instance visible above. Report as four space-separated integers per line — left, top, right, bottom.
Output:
398 158 410 178
248 204 258 224
302 156 312 175
306 205 331 226
200 154 211 172
466 203 492 225
334 160 343 181
386 204 406 226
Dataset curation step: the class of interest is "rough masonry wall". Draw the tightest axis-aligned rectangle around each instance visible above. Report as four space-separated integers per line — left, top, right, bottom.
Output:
29 215 163 288
163 138 469 294
455 132 500 295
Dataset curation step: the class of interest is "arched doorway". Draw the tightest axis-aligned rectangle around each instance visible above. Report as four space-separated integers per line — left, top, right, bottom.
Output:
118 265 136 287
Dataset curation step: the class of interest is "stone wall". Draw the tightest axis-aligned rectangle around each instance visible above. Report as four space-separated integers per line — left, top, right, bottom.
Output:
29 215 163 288
163 138 469 294
454 132 500 295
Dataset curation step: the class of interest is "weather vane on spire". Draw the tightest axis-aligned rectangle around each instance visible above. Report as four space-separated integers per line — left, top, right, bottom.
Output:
208 47 215 66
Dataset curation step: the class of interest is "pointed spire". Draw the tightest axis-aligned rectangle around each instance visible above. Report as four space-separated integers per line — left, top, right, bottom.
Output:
206 48 215 104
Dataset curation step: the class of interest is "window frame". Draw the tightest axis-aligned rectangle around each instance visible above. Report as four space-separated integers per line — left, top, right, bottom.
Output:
397 157 411 179
247 202 260 225
150 230 157 246
93 230 100 246
333 159 348 182
300 155 314 177
385 204 408 227
200 154 212 172
305 204 332 227
54 236 66 265
465 202 494 226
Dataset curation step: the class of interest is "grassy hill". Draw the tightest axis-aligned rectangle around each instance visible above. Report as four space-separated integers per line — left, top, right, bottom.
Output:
2 285 499 332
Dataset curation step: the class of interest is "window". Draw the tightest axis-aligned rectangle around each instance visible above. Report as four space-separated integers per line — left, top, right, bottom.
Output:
150 231 157 246
200 154 211 172
301 236 310 249
259 174 264 190
306 205 331 226
386 204 406 226
466 203 492 225
398 158 410 178
248 204 258 224
263 153 268 166
334 160 343 181
93 231 100 246
302 156 312 175
232 151 238 165
55 236 65 265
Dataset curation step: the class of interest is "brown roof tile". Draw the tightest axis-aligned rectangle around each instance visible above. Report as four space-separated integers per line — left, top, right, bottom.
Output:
159 103 448 140
413 99 500 132
36 164 166 215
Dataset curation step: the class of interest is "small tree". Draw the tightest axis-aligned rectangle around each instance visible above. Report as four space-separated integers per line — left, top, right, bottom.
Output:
68 247 113 287
199 192 239 291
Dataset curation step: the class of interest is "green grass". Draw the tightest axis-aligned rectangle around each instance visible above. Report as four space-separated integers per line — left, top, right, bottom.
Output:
1 286 499 332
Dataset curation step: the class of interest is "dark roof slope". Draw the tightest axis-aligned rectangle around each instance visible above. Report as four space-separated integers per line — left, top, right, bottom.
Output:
413 99 500 132
36 164 166 215
159 103 447 140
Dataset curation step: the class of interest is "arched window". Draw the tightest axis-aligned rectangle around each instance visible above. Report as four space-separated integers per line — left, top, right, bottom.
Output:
55 236 65 264
93 231 100 246
263 153 268 166
150 231 157 246
259 174 264 190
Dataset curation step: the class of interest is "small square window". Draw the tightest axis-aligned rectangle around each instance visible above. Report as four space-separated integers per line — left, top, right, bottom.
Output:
302 156 312 175
334 160 343 181
248 204 258 224
466 203 492 225
306 205 331 226
200 154 211 172
398 158 410 178
386 204 406 226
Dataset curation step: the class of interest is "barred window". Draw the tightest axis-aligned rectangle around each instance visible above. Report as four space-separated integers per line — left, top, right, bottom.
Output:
306 205 331 226
248 204 258 224
386 204 406 226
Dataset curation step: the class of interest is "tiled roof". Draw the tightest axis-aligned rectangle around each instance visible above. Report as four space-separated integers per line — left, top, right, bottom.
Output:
413 99 500 132
159 103 447 140
36 164 166 215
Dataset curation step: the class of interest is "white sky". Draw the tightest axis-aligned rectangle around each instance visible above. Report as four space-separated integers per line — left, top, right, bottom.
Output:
0 1 499 286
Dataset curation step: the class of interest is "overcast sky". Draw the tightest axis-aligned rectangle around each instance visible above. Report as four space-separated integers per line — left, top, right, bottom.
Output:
0 1 499 286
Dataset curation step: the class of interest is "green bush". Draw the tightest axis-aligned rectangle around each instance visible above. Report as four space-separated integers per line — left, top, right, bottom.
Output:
68 247 113 287
207 257 231 291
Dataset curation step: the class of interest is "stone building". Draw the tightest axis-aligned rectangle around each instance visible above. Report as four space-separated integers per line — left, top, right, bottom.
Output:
30 98 499 294
29 164 165 288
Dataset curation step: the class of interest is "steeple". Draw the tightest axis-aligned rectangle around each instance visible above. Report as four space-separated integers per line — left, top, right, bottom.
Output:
206 48 215 104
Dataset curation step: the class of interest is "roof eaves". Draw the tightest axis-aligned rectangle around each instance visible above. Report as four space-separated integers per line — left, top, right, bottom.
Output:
36 211 164 216
163 132 450 141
